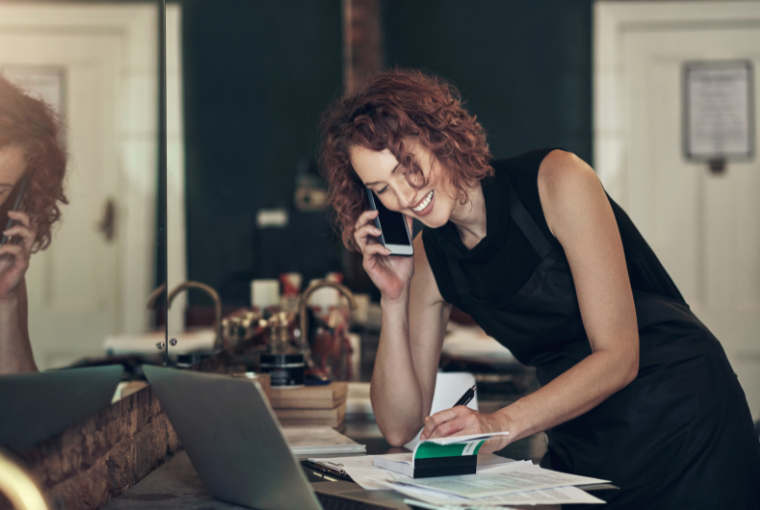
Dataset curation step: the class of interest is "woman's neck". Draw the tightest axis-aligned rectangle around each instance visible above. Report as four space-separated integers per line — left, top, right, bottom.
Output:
449 181 487 250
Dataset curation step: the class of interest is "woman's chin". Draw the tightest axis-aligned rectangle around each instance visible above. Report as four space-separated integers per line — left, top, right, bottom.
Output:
416 211 449 229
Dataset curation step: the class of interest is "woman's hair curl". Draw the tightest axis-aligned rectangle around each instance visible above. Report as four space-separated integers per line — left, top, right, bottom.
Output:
0 75 68 252
319 68 493 250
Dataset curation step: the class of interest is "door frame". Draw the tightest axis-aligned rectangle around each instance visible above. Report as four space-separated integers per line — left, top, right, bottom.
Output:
0 2 187 335
593 1 760 203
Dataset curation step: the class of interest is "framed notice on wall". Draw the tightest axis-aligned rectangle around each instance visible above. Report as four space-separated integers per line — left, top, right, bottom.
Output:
683 60 754 162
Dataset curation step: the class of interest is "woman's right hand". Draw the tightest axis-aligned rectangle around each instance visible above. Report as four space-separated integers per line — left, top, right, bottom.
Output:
0 211 35 301
353 210 414 301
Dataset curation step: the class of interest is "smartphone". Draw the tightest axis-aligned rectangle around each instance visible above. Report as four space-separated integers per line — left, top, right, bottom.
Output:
365 187 414 257
0 175 29 247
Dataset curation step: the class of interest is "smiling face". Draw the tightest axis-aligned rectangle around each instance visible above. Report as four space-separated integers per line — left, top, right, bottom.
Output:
349 139 459 229
0 145 27 208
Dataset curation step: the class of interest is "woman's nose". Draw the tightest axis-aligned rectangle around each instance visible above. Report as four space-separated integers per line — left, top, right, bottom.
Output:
394 183 416 210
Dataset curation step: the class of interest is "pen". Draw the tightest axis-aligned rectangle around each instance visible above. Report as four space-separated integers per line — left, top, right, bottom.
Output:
453 384 477 408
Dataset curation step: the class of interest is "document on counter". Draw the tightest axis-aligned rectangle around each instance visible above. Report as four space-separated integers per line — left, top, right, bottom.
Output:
283 426 365 459
387 481 604 506
313 454 523 491
393 464 609 498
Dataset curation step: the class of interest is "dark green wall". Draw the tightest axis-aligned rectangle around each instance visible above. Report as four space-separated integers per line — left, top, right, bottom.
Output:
382 0 593 163
182 0 343 301
182 1 593 302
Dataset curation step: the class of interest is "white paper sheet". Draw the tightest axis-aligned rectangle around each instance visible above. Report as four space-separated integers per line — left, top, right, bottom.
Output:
318 454 524 491
310 454 409 490
389 481 604 506
421 431 511 445
401 499 519 510
396 465 609 498
283 426 365 455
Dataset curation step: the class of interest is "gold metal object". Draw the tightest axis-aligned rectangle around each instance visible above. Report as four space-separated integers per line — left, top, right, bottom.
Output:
297 280 356 363
146 281 228 350
0 448 48 510
258 311 295 354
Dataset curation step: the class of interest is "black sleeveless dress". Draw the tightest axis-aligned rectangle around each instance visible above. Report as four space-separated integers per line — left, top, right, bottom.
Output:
422 149 760 509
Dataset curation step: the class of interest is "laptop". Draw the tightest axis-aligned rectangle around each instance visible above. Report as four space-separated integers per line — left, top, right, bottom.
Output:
0 365 124 451
142 366 412 510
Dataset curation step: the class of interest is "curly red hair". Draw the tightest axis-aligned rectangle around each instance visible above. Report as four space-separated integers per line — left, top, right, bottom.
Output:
320 68 493 250
0 75 68 252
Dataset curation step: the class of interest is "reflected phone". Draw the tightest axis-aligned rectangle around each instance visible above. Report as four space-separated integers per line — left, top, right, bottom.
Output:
0 175 29 247
365 187 414 257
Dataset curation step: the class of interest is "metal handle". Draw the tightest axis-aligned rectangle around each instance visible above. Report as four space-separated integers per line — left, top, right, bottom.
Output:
97 198 116 242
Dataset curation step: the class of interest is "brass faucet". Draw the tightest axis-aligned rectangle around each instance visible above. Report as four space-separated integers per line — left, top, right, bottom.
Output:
146 281 228 350
0 447 47 510
298 280 356 361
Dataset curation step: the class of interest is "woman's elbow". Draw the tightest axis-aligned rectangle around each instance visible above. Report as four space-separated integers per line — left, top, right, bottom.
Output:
384 429 416 448
622 349 639 388
373 408 420 447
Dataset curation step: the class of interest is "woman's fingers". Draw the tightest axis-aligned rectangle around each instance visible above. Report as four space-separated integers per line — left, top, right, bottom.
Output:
3 223 36 256
353 210 380 251
364 243 391 258
420 407 468 440
354 223 383 251
6 210 31 228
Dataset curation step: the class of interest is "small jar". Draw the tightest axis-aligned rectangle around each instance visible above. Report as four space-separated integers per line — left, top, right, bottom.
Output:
259 353 304 388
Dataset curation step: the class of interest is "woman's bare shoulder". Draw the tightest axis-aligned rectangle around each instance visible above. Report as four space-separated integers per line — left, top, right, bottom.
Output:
536 149 602 237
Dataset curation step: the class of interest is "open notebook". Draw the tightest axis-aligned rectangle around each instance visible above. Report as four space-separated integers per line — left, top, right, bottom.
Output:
375 432 510 478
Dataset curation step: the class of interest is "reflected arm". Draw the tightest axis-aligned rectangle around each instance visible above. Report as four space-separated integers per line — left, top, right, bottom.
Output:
0 279 38 374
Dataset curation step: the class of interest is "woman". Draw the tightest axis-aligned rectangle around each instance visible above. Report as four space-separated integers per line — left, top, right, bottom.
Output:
0 76 68 374
320 69 760 508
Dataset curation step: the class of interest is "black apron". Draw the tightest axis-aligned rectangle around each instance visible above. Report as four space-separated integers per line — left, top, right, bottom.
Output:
445 178 760 509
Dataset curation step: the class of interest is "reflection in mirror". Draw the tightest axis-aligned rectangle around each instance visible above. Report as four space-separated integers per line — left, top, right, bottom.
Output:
0 3 170 374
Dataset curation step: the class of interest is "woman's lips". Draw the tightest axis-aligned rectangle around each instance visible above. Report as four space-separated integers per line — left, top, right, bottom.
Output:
411 190 434 217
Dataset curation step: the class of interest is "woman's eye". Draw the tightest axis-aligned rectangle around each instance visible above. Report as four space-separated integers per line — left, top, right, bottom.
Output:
377 187 388 195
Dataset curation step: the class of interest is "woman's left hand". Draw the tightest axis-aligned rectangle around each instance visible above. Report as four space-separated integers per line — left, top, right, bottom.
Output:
419 406 513 454
0 211 36 301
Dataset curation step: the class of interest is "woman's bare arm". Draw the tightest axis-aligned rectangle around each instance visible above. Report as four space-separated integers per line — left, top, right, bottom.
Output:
0 278 37 374
420 150 639 451
0 211 38 374
371 232 451 446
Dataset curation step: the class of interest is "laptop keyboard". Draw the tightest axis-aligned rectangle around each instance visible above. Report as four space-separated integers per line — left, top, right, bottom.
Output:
316 492 397 510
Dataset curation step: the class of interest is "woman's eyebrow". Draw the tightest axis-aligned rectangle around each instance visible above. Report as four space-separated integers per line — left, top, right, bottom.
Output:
364 162 401 187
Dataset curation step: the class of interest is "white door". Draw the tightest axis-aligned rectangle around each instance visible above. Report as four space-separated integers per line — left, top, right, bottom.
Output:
0 4 161 369
595 2 760 419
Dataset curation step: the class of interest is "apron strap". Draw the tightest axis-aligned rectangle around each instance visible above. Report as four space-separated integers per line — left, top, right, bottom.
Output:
447 175 557 301
505 177 555 260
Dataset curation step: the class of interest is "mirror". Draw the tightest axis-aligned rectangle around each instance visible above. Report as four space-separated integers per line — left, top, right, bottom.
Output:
179 1 346 369
0 2 167 375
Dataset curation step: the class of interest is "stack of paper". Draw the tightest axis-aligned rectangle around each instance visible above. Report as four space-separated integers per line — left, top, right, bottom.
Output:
282 426 365 460
316 453 609 506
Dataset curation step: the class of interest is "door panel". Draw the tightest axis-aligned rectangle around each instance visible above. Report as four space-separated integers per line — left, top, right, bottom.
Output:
622 23 760 416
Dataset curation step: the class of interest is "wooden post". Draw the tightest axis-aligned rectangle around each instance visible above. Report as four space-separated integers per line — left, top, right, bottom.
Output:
343 0 384 95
